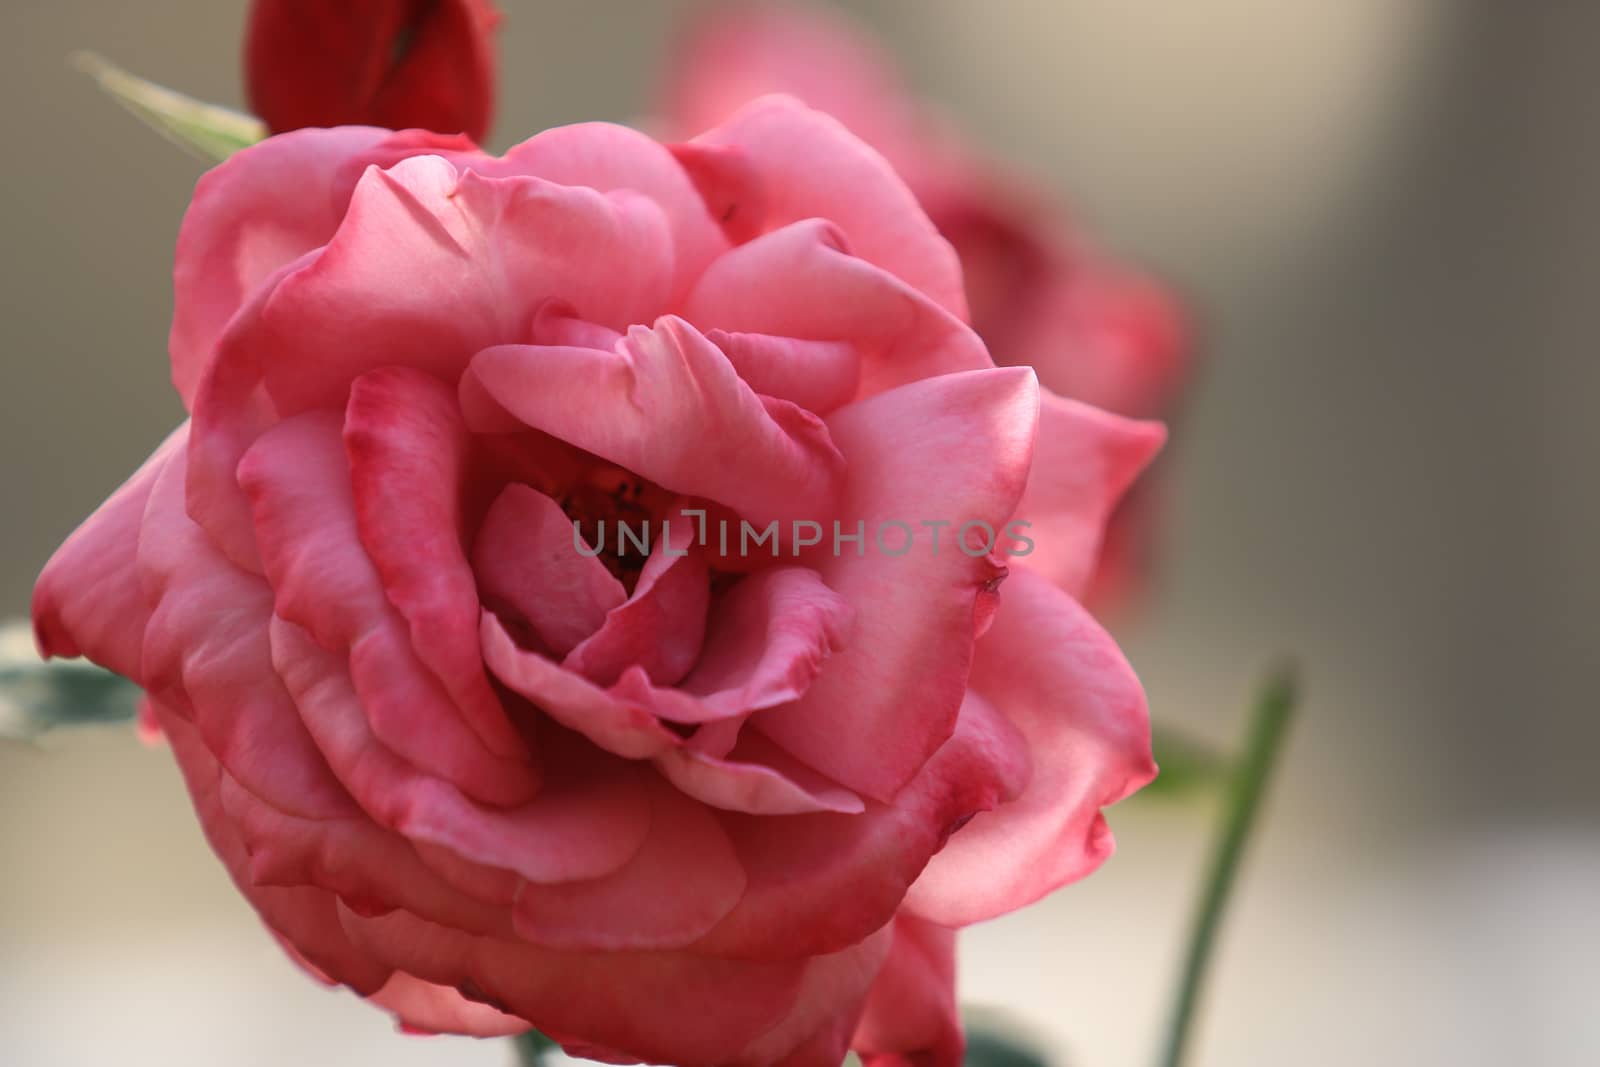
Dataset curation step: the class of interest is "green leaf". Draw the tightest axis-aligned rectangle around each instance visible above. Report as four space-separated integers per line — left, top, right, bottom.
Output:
0 647 139 742
72 51 265 163
1141 726 1233 799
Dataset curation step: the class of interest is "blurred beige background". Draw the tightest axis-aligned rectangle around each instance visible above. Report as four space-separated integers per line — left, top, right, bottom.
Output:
3 1 1597 1065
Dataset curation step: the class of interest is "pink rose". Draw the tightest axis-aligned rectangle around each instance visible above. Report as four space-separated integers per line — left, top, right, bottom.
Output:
34 98 1159 1065
665 3 1191 610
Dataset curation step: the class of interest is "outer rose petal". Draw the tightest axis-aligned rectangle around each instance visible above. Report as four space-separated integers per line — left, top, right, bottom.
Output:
464 317 845 529
510 775 745 951
903 568 1156 926
137 444 356 821
1006 389 1166 595
333 908 809 1066
154 700 393 996
730 926 894 1067
369 973 528 1039
689 95 967 319
755 368 1038 802
853 916 963 1067
32 423 187 681
169 127 474 405
696 691 1028 960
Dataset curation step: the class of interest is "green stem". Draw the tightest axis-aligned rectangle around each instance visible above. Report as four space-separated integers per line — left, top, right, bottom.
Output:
512 1030 557 1066
1157 665 1299 1067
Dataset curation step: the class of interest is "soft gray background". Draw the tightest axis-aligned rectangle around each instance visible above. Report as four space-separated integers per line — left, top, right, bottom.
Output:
2 2 1596 1065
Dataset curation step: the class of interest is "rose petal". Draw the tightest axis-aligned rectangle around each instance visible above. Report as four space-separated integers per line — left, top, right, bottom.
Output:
474 483 627 658
708 330 861 415
169 127 476 406
270 616 652 885
499 121 729 301
344 366 526 759
690 95 966 318
564 519 710 688
853 916 963 1067
32 422 187 681
755 368 1038 802
1007 390 1165 595
206 154 672 420
683 219 990 399
464 316 844 529
154 701 393 995
334 908 808 1066
137 444 356 821
369 973 529 1039
510 774 745 951
239 412 537 806
696 691 1025 959
902 568 1156 925
480 612 681 760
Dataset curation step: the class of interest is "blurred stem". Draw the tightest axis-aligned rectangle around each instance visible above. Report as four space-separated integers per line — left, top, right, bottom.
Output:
512 1030 557 1066
1157 665 1298 1067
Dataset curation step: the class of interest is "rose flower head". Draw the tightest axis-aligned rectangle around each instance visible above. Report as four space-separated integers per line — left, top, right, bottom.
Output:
246 0 500 141
666 2 1191 611
34 97 1162 1065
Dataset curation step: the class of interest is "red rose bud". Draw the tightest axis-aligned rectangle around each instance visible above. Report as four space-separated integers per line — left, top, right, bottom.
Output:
245 0 499 142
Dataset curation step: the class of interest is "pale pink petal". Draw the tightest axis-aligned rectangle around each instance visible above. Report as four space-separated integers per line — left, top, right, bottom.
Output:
853 916 963 1067
168 127 477 406
563 520 709 687
370 973 530 1038
344 366 525 759
334 908 808 1066
238 412 538 806
903 568 1156 926
510 775 744 951
689 95 966 317
1007 390 1165 595
755 368 1038 802
480 612 681 760
682 220 990 399
463 316 844 528
474 483 627 658
270 616 652 885
32 423 187 682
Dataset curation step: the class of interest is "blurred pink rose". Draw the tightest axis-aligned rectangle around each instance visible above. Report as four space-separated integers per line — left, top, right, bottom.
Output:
35 98 1159 1065
665 2 1191 610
